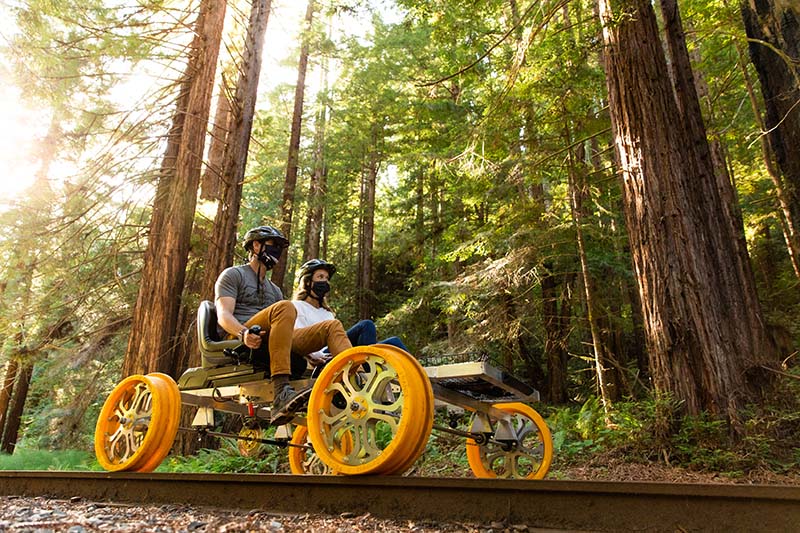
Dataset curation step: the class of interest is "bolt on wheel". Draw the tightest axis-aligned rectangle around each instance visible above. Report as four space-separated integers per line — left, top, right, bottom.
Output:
466 403 553 480
307 346 433 475
94 373 180 472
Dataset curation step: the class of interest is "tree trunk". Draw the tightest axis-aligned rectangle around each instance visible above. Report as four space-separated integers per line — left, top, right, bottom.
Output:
567 132 615 414
415 165 425 251
542 266 571 404
200 80 233 202
660 2 767 356
122 0 226 378
1 362 33 454
357 127 379 319
0 360 19 439
172 0 272 455
735 39 800 279
273 0 316 290
197 0 272 318
302 72 329 261
741 1 800 278
598 0 776 428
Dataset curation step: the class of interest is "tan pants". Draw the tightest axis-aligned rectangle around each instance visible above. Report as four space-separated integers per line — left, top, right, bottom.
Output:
244 301 352 376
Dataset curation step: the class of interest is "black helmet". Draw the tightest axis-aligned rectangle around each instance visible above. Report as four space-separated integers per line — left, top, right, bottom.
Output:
299 258 336 279
243 225 289 252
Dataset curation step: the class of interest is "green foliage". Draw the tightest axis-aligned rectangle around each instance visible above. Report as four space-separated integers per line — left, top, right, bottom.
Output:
160 445 289 475
0 448 100 471
548 374 800 477
159 431 290 475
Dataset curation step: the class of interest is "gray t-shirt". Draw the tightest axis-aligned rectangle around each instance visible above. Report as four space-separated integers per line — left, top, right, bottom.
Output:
214 264 284 336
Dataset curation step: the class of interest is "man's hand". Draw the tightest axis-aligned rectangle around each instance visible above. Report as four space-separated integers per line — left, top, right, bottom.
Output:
242 329 265 349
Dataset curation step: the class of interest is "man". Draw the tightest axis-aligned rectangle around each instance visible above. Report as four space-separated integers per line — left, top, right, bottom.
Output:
215 226 351 424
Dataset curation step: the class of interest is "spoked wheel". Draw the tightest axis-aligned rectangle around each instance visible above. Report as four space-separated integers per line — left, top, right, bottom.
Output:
288 425 339 475
237 424 266 458
466 403 553 480
307 345 433 475
372 344 434 475
94 373 181 472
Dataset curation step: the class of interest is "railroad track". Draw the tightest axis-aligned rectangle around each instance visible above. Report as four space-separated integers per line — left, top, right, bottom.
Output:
1 472 798 531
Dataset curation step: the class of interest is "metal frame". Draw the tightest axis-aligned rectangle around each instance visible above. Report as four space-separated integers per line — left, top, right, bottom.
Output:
178 359 539 431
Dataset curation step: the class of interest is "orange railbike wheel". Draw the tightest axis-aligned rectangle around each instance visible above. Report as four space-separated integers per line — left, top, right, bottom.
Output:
133 373 181 473
371 345 434 475
288 424 353 475
307 346 433 476
94 374 176 472
466 403 553 480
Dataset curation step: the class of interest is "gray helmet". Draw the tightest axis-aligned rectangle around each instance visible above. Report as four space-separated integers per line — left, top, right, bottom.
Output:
243 226 288 252
299 258 336 279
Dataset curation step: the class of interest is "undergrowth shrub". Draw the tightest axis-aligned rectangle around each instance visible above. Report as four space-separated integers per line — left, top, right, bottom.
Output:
0 448 99 471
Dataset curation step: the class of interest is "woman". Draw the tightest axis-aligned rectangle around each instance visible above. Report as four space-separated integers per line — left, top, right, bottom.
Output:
292 259 409 353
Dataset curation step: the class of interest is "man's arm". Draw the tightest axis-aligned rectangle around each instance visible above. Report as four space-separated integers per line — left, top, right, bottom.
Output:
216 296 261 348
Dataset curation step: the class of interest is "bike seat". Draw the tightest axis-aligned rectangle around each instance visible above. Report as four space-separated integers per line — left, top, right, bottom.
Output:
198 300 242 368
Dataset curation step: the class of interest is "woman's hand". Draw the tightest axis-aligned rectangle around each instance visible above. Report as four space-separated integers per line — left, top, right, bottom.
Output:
305 352 331 367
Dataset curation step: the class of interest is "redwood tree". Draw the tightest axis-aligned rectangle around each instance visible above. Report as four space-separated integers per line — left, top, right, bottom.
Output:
741 0 800 279
122 0 227 377
173 0 271 382
598 0 776 428
273 0 316 290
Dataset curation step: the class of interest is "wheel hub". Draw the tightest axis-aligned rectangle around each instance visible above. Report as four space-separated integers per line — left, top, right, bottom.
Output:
349 396 369 419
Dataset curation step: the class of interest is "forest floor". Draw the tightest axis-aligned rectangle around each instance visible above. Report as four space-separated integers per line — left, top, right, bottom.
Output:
554 452 800 485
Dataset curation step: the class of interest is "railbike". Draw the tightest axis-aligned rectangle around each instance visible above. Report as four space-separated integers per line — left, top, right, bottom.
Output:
94 301 553 478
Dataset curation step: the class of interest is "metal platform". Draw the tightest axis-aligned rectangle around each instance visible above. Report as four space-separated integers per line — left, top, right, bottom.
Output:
424 360 539 403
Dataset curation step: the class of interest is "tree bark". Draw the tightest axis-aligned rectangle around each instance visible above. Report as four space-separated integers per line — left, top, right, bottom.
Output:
200 80 233 202
734 38 800 279
0 362 33 454
273 0 316 290
357 126 379 319
302 70 329 261
598 0 776 427
122 0 227 377
542 266 572 404
415 165 425 251
172 0 272 455
197 0 272 318
741 1 800 278
0 360 19 439
567 134 615 414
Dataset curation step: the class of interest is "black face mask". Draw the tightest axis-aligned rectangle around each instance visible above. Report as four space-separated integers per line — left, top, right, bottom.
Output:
257 244 283 270
311 281 330 299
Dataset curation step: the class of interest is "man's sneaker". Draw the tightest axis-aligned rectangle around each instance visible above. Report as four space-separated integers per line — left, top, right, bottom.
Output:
270 384 311 425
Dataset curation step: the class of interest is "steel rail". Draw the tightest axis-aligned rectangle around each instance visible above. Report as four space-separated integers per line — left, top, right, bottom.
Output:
0 472 798 531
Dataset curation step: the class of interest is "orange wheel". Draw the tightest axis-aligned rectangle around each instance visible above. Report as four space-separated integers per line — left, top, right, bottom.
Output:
132 373 181 472
94 374 173 472
466 403 553 480
288 424 352 475
307 346 433 475
371 345 434 475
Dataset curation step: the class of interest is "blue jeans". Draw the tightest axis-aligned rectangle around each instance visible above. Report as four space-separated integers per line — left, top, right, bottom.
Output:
346 320 409 352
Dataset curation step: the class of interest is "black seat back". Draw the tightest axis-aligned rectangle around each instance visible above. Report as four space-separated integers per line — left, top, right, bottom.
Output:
197 300 241 368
